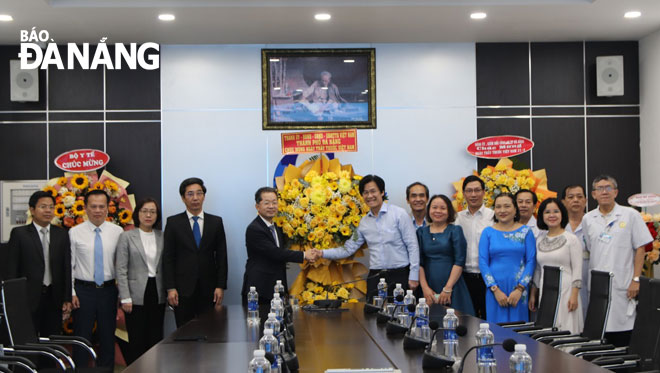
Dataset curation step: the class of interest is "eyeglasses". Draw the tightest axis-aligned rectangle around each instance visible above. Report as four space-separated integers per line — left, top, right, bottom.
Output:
185 191 205 198
594 186 615 193
464 188 483 194
36 204 55 210
140 209 158 215
259 200 278 207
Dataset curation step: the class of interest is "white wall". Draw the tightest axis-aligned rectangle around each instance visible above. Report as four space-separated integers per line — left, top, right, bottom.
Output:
161 43 478 304
639 29 660 278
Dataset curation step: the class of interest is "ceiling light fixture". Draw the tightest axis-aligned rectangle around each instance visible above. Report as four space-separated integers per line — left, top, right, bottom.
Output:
344 59 355 63
470 12 487 20
0 14 13 22
158 14 176 21
624 11 641 19
315 13 331 21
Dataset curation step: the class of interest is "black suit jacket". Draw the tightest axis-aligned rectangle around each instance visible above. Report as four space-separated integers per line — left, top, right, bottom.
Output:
162 212 228 297
241 216 304 304
6 224 72 313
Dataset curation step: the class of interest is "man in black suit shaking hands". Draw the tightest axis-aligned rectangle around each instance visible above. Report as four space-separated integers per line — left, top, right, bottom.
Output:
241 187 317 305
7 190 72 336
163 178 228 327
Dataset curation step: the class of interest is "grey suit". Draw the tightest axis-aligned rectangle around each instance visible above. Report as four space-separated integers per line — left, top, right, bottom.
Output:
116 228 165 305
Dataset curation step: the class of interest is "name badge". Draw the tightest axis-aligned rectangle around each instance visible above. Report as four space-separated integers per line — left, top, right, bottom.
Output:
599 232 612 243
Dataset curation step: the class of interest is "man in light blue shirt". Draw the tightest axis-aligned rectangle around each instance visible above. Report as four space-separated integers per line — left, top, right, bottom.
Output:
316 175 420 300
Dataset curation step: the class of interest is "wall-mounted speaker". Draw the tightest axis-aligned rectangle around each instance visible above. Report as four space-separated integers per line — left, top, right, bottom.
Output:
596 55 624 97
9 59 39 102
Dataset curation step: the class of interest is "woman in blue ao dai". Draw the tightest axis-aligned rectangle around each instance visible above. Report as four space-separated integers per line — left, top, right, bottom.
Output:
479 193 536 323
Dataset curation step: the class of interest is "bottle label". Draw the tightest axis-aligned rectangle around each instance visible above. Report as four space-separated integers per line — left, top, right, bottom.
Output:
248 300 258 312
443 329 457 341
378 289 386 298
515 361 525 372
477 346 494 360
416 317 427 328
256 367 263 373
264 343 271 353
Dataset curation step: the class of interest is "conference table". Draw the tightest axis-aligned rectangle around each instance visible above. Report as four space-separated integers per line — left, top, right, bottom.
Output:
123 303 611 372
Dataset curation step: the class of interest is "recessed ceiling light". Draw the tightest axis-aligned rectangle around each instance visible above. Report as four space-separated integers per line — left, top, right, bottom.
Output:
470 12 487 20
344 59 355 63
315 13 331 21
158 14 175 21
0 14 13 22
624 11 641 19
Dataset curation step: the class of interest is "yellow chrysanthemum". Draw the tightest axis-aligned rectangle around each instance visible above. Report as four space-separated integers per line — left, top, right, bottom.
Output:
506 169 516 177
43 186 57 197
293 208 304 218
72 200 85 216
310 187 327 205
299 197 310 208
337 178 352 193
296 226 308 237
54 204 66 218
118 209 132 224
57 177 68 186
340 225 352 236
71 174 89 190
304 171 319 183
481 168 492 176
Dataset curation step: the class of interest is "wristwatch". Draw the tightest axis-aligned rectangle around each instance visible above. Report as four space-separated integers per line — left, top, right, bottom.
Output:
632 276 640 283
490 285 498 292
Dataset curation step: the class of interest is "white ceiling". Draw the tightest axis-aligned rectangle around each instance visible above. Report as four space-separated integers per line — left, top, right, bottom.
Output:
0 0 659 45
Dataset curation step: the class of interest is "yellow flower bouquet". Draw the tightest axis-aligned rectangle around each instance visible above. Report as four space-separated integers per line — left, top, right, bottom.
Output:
452 158 556 213
273 155 370 305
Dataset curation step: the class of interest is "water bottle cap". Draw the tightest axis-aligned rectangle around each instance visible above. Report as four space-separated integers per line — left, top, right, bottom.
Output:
418 298 426 304
268 312 276 318
250 286 256 292
273 293 280 298
515 344 526 352
446 308 455 315
406 290 413 295
380 278 386 282
395 283 402 288
479 323 490 329
254 349 265 357
276 280 282 285
264 328 273 335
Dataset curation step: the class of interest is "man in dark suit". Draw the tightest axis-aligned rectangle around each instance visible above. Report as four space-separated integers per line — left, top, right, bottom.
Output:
241 187 316 305
7 190 72 337
163 177 228 327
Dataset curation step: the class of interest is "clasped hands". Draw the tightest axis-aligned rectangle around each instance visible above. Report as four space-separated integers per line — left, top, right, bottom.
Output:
494 286 523 308
304 248 323 263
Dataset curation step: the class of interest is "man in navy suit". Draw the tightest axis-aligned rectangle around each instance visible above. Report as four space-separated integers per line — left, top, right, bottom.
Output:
241 187 316 305
163 177 228 327
7 190 72 336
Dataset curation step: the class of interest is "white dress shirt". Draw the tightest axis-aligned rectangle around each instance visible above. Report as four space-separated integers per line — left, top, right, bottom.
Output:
456 205 494 273
259 215 280 247
70 220 124 296
524 215 541 239
139 229 158 277
187 210 204 237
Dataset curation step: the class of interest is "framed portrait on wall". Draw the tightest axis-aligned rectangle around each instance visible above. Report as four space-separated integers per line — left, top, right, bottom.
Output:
261 48 376 130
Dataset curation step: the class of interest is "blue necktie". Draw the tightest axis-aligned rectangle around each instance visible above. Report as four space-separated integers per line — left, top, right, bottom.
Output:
192 216 201 248
94 227 104 286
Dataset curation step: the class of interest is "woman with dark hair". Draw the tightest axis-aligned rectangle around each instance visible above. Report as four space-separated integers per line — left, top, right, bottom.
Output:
479 193 536 323
529 198 583 334
115 198 165 363
417 195 474 315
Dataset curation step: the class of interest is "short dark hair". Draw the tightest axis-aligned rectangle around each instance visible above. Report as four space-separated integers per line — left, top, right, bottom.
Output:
492 193 520 223
359 175 385 196
134 197 161 229
515 189 538 205
426 194 456 224
536 197 568 230
592 174 618 190
179 177 207 196
462 175 485 191
255 187 278 203
84 189 109 205
29 191 55 208
406 182 429 200
561 185 586 200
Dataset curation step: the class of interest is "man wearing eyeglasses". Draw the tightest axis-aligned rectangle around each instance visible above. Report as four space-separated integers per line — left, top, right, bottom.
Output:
7 190 72 337
582 175 652 347
162 177 228 327
455 175 494 319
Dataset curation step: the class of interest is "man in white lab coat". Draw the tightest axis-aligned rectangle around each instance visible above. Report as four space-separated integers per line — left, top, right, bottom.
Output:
582 175 652 347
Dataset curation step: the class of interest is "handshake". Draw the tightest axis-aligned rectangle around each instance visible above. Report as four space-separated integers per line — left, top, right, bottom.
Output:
304 248 323 263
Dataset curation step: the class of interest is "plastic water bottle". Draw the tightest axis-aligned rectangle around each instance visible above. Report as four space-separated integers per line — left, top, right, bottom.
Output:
400 289 416 326
413 298 430 340
271 293 281 310
475 323 496 372
443 309 459 360
393 283 405 320
264 312 281 339
248 349 271 373
374 278 388 307
247 286 259 326
509 344 532 372
259 329 281 373
274 280 285 297
271 298 284 324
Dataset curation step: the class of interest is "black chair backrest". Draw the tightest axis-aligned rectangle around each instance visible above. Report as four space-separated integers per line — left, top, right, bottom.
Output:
1 278 38 346
649 279 660 370
536 265 562 328
627 277 658 368
582 270 612 341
